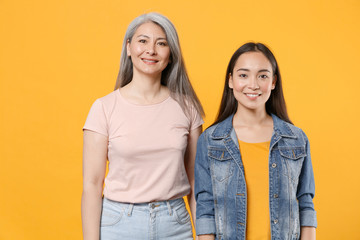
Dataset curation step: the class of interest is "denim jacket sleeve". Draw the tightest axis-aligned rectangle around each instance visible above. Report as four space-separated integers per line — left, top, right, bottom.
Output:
296 131 317 228
194 131 217 235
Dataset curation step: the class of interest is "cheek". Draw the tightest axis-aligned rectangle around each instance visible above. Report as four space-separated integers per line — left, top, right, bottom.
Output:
232 80 246 92
231 81 245 102
261 82 274 92
130 45 143 56
162 50 171 62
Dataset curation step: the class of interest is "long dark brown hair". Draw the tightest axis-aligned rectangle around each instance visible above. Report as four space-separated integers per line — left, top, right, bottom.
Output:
213 42 292 126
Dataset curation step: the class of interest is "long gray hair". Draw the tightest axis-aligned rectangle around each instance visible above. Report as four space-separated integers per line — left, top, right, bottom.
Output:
114 12 204 117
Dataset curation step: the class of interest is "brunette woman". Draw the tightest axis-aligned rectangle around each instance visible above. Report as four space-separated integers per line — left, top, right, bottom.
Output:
195 42 316 240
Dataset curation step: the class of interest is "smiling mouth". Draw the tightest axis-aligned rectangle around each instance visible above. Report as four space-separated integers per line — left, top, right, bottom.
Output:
141 58 158 63
244 93 261 97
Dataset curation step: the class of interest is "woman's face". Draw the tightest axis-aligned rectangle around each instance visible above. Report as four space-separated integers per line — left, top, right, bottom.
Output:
229 51 276 112
127 22 171 79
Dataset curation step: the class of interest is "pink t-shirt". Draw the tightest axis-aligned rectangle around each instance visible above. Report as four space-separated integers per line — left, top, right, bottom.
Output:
83 90 203 203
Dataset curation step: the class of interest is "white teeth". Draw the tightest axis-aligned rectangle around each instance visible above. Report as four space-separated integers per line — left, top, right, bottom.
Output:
142 59 157 63
246 93 259 97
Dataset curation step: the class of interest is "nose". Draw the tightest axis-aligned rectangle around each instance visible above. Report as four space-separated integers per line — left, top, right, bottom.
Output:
146 44 156 55
248 76 259 90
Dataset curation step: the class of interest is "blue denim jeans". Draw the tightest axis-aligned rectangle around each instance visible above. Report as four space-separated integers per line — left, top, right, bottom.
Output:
100 197 193 240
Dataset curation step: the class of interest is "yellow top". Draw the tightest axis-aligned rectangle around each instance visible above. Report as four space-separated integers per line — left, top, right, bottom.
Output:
238 140 271 240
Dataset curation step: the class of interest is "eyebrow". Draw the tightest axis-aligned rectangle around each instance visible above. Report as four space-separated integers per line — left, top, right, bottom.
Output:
136 34 150 39
236 68 271 73
136 35 167 41
236 68 249 72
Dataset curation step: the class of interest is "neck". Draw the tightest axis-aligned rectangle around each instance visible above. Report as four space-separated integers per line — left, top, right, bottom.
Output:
128 72 163 99
233 106 271 127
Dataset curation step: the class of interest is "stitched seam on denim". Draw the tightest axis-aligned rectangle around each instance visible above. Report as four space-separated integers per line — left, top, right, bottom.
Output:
279 147 306 160
214 161 233 182
223 172 229 239
166 201 172 216
210 157 220 238
269 158 273 239
284 157 292 239
209 155 232 161
281 157 303 183
100 208 123 227
173 206 190 225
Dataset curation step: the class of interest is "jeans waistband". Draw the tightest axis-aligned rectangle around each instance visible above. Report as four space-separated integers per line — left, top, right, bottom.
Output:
103 197 185 217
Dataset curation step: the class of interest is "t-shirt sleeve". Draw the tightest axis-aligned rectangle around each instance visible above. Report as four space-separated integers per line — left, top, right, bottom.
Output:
83 99 108 136
189 105 204 130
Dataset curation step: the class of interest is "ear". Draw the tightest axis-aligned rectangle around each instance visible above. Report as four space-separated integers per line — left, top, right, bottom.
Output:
228 73 234 89
126 39 131 56
271 74 277 90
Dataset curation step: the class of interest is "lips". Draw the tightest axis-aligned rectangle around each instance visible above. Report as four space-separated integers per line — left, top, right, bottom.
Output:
244 93 261 97
141 58 158 63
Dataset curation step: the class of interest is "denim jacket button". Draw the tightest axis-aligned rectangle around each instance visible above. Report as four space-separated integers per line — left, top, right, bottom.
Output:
274 219 278 224
272 163 277 168
274 194 278 198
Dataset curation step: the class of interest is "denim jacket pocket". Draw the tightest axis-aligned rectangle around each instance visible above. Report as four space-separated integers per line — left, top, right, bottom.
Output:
208 148 234 182
279 147 306 182
279 147 306 160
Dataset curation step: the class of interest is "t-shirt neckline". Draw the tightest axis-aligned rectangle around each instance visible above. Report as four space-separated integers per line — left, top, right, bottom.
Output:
117 89 171 107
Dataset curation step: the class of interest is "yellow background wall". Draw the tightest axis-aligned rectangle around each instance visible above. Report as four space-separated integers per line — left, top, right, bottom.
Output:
1 0 359 239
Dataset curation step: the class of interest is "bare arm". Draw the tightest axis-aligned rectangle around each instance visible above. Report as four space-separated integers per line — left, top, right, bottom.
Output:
300 226 316 240
184 126 202 227
198 235 215 240
81 130 108 240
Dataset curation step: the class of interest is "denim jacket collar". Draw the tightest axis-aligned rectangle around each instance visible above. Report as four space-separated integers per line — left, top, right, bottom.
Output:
211 113 298 140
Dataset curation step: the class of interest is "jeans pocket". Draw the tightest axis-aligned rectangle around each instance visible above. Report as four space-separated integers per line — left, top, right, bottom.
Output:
100 200 124 227
173 204 191 225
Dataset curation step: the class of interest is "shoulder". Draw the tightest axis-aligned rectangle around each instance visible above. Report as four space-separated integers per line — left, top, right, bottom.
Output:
96 90 118 106
198 119 226 143
202 124 218 137
170 93 202 114
285 120 305 135
285 121 307 140
272 115 309 143
86 91 119 121
203 115 234 140
169 94 204 127
92 90 120 114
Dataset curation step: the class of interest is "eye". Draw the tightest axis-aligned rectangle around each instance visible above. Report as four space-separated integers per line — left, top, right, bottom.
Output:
157 41 168 46
138 39 146 43
259 74 269 79
239 74 247 78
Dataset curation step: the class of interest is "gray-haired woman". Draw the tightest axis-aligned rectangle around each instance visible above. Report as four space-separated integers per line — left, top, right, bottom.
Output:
81 13 204 240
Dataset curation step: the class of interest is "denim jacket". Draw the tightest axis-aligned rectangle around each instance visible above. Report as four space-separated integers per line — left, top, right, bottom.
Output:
195 114 317 240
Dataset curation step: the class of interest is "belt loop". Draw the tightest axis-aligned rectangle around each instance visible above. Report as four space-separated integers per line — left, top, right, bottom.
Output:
127 203 134 216
166 201 172 216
